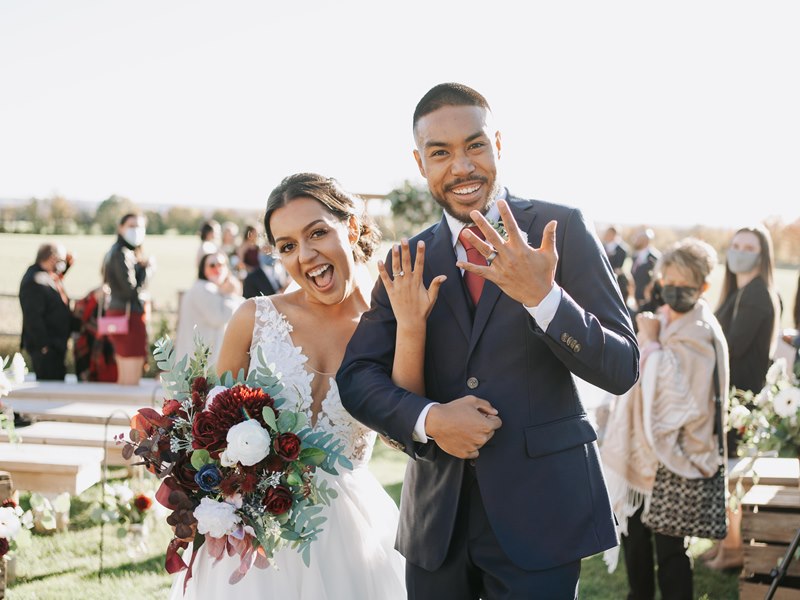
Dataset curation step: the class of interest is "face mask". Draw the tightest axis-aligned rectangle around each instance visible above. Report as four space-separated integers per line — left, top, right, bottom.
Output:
727 248 760 274
54 260 67 274
259 253 276 268
661 285 699 313
122 226 146 247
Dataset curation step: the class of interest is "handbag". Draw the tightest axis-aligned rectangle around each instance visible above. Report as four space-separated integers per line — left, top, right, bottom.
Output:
641 345 728 539
97 294 130 336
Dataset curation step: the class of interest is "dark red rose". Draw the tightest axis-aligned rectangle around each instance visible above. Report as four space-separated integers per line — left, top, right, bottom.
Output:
190 385 276 458
274 433 301 461
263 485 293 515
265 454 285 473
0 538 9 557
134 494 153 512
192 376 209 397
162 399 184 417
170 455 201 492
191 410 226 457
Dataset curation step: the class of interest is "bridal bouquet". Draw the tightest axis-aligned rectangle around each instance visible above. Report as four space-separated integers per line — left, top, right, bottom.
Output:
729 358 800 457
120 338 352 588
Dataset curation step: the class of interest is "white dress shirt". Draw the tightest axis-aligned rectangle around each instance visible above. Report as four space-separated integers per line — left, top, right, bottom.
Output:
412 195 563 443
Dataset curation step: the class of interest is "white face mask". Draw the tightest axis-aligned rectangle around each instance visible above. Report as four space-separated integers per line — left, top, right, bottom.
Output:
54 260 67 274
122 226 146 247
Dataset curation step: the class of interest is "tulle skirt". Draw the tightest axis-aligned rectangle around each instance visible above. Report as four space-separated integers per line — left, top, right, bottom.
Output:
169 466 406 599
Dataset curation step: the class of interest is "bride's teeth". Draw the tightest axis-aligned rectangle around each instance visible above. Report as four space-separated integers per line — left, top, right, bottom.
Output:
308 265 329 278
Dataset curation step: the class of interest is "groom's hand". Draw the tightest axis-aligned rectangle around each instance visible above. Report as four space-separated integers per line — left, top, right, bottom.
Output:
425 396 502 459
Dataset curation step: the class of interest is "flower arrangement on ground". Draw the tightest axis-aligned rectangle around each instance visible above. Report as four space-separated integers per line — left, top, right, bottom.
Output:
119 337 352 587
730 358 800 457
0 499 33 559
91 482 155 537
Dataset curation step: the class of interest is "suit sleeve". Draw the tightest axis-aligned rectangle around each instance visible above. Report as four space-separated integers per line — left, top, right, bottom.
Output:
19 279 49 350
532 208 639 395
337 252 432 460
725 289 774 360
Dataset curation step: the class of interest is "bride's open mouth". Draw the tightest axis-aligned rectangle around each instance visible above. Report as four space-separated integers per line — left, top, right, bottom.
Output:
306 263 335 290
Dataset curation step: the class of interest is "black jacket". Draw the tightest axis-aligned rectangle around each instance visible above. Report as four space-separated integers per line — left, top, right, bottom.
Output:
104 237 147 313
19 264 74 353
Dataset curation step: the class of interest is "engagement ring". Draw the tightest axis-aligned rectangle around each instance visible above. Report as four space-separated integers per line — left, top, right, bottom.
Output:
393 271 405 277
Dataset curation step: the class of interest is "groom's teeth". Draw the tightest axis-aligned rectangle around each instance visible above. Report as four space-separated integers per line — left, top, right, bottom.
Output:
307 265 329 278
452 184 480 195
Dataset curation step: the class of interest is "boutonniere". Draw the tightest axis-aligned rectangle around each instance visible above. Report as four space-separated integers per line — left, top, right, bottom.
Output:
488 219 528 244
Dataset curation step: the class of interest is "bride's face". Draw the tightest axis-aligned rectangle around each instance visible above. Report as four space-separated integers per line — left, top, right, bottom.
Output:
270 197 358 305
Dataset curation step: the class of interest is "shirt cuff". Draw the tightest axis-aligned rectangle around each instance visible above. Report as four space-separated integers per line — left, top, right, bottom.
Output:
412 402 438 443
523 284 562 332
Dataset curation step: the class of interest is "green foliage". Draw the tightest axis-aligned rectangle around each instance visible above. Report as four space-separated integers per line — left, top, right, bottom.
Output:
387 180 439 238
95 195 140 234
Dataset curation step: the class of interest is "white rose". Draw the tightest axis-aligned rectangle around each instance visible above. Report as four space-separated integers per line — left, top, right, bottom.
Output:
729 405 751 429
0 506 22 539
755 389 770 407
193 497 241 538
772 387 800 419
112 484 134 504
767 359 787 386
224 419 271 466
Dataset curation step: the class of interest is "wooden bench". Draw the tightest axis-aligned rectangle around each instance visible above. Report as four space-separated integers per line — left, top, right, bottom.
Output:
739 484 800 599
3 398 140 427
730 457 800 489
0 421 130 467
0 443 103 496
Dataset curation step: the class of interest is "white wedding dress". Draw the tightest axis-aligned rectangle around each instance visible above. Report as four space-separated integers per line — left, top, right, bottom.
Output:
170 297 406 599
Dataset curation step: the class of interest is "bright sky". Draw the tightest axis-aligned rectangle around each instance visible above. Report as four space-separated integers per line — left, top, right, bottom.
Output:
1 1 798 228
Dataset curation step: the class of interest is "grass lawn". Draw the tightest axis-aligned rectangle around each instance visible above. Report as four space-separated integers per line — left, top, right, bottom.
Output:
4 442 738 599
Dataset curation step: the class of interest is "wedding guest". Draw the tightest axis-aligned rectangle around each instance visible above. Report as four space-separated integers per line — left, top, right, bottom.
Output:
630 227 661 312
242 244 287 298
603 225 631 305
103 213 153 385
706 224 781 570
72 286 118 382
220 221 240 266
236 224 261 274
19 243 76 381
196 220 221 266
175 252 243 366
602 238 729 599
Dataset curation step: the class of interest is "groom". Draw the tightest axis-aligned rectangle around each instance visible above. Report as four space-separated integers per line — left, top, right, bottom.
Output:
338 83 639 599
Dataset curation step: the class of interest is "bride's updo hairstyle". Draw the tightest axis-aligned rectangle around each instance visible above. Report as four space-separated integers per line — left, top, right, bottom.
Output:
264 173 381 264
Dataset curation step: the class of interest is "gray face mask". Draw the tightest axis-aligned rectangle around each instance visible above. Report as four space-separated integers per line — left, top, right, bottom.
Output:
727 248 760 274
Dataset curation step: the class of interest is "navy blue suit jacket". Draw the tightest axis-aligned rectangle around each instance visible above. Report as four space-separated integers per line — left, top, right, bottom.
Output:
338 194 639 571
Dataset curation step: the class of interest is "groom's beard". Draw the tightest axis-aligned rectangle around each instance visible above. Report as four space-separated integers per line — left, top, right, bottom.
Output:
432 177 502 224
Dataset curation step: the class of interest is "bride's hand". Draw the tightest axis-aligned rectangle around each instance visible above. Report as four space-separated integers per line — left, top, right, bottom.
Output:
378 239 446 328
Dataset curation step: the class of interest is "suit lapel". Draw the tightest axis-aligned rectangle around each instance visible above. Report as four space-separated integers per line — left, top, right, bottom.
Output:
425 215 472 342
468 196 537 355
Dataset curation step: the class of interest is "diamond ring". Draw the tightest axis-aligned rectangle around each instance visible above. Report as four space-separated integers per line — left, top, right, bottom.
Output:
393 271 405 277
486 250 498 265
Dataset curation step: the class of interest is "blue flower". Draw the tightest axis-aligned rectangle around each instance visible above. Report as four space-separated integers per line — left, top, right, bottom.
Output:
194 463 222 492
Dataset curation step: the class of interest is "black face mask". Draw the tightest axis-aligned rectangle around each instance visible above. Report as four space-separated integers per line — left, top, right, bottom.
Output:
661 285 699 313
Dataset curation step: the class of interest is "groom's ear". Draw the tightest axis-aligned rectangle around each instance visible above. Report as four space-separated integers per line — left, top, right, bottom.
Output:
413 149 427 178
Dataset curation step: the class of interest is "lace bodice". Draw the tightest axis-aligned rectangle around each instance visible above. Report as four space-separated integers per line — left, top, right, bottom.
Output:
248 297 375 467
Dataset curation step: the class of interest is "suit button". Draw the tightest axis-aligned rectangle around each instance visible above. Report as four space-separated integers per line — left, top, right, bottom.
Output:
561 332 569 343
467 377 479 390
573 343 582 353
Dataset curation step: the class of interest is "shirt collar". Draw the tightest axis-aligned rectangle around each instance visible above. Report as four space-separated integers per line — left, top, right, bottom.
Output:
444 188 507 249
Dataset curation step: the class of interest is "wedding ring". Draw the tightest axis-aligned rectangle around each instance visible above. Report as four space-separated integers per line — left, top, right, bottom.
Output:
393 271 405 277
486 250 498 265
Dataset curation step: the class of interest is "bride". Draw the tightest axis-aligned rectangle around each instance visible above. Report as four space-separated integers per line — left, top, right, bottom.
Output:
169 173 444 599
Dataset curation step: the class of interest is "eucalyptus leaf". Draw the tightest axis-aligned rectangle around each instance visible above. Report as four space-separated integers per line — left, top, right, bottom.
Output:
277 411 297 433
262 406 278 431
190 449 210 470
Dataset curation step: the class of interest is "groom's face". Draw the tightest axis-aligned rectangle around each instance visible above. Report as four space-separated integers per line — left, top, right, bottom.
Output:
413 105 502 223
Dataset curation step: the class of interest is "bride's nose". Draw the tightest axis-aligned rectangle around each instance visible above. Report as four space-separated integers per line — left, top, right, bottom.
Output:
298 241 318 263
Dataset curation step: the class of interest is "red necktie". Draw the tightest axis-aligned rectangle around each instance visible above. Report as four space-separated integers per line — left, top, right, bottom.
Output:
458 226 487 305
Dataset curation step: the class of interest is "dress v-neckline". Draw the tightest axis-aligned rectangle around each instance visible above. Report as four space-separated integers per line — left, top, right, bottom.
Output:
261 297 337 429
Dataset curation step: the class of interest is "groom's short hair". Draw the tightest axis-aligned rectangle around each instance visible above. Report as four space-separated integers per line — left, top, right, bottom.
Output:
413 83 491 130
